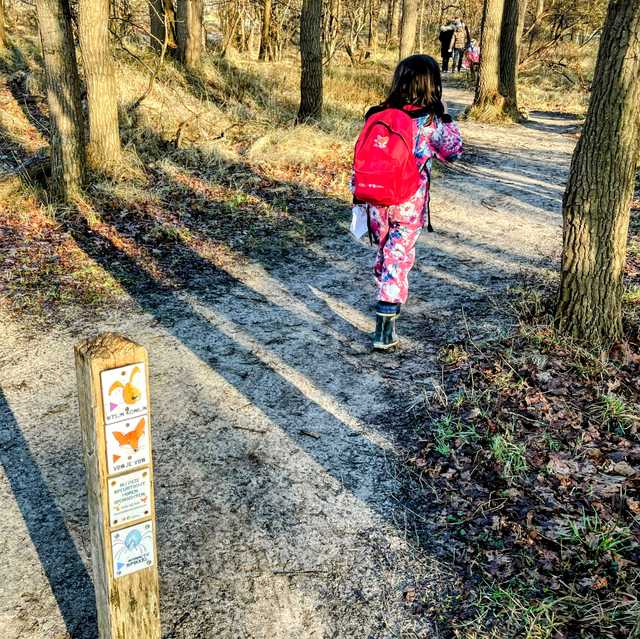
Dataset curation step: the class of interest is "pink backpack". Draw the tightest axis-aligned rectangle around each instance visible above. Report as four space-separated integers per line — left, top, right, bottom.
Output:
353 107 429 207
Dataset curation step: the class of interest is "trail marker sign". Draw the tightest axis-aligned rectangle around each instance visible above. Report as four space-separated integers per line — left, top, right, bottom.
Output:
104 415 150 475
111 521 155 578
75 333 160 639
108 469 152 527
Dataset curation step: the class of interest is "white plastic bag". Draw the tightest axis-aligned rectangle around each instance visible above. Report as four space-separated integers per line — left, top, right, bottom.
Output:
350 205 368 240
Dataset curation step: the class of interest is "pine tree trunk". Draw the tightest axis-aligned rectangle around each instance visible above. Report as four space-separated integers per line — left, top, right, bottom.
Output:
176 0 203 69
149 0 176 53
258 0 272 60
78 0 121 169
297 0 322 122
555 0 640 344
399 0 418 59
473 0 505 114
499 0 527 119
35 0 85 200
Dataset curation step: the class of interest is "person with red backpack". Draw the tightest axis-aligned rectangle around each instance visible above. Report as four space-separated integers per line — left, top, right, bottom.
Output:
352 55 463 350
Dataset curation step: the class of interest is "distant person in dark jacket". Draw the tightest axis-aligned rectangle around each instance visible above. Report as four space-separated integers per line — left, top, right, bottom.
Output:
451 18 471 72
439 20 455 73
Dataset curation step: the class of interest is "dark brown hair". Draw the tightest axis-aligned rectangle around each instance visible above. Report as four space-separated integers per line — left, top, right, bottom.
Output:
384 55 444 116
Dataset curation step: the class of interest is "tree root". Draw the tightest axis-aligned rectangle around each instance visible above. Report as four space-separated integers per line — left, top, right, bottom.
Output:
462 96 527 124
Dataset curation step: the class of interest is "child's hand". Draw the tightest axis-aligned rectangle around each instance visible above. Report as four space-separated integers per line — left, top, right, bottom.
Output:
442 100 449 114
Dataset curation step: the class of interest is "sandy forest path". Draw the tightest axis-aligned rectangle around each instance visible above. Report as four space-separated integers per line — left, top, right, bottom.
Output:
0 84 580 638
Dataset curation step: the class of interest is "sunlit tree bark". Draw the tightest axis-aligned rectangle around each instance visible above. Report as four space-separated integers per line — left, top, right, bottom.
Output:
258 0 272 60
471 0 505 116
0 0 7 47
78 0 121 168
499 0 527 119
399 0 418 59
176 0 203 69
555 0 640 343
35 0 85 199
149 0 176 53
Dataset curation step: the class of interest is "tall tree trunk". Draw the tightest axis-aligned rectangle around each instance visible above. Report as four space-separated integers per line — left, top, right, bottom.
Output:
258 0 272 60
35 0 85 200
385 0 396 46
368 0 380 53
78 0 121 169
176 0 203 69
499 0 527 119
149 0 176 53
399 0 418 59
528 0 544 54
0 0 6 48
297 0 322 122
472 0 505 115
555 0 640 344
417 0 424 51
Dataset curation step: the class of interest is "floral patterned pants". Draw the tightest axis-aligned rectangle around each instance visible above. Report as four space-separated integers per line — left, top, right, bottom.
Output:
367 185 427 304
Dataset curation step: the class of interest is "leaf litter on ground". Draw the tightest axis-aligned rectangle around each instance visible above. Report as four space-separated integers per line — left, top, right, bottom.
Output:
407 251 640 638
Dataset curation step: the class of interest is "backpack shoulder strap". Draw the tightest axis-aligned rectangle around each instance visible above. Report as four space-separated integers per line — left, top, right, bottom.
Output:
404 106 433 121
364 104 391 120
366 104 435 122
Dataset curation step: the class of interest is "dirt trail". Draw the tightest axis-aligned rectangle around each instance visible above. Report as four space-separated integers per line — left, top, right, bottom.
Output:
0 85 580 638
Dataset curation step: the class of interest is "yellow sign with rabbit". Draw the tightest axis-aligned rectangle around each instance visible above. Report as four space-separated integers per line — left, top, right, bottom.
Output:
101 363 149 426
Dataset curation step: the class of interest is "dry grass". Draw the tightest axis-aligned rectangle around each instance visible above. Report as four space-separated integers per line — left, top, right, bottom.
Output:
1 35 390 321
519 41 597 116
114 45 388 178
0 195 125 317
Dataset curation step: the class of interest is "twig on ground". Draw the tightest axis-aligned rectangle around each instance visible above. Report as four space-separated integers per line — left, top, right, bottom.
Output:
299 429 321 439
272 568 328 576
231 424 268 434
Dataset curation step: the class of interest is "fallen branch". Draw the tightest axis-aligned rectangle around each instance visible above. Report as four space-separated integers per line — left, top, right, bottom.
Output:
0 151 50 188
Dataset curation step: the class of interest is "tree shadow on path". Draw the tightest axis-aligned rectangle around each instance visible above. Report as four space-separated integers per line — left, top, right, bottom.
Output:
0 388 98 639
67 210 464 634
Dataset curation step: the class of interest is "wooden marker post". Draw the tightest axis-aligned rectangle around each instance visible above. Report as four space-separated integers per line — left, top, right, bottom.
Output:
75 333 160 639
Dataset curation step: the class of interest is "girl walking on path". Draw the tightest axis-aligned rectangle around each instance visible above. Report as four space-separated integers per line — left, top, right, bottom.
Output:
351 55 463 350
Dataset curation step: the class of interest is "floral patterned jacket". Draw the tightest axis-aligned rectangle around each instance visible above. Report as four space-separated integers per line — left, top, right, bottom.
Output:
412 112 463 184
